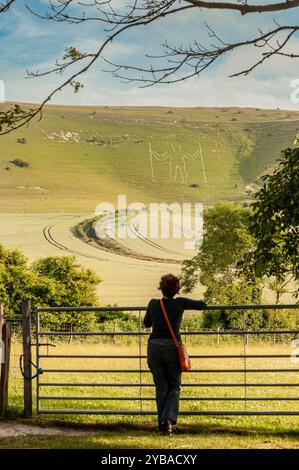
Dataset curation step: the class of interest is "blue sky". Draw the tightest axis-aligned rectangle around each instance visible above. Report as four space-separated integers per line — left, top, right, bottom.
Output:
1 0 299 109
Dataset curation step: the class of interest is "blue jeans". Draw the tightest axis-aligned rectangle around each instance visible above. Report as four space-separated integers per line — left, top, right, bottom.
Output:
147 338 182 428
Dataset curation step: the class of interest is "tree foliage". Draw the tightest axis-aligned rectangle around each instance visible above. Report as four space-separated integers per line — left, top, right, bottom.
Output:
181 203 255 291
0 245 101 330
180 203 264 329
248 147 299 293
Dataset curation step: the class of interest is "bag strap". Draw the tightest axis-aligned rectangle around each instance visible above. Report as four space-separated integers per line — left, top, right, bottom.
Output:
160 298 180 349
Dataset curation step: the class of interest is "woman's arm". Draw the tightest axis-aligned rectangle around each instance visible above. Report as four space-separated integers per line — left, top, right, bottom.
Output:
143 299 153 327
179 297 207 310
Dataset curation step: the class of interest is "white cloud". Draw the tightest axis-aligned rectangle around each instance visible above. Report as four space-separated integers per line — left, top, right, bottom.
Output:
5 56 299 110
3 0 299 109
10 8 50 38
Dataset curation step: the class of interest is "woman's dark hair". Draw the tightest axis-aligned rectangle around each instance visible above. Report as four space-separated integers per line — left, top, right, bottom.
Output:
158 273 180 298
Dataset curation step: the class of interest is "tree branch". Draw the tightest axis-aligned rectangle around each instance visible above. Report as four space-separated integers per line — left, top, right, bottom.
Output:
1 0 299 134
103 24 299 86
184 0 299 15
0 0 15 13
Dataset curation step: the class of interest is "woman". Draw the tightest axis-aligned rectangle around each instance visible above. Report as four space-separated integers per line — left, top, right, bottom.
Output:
144 273 206 435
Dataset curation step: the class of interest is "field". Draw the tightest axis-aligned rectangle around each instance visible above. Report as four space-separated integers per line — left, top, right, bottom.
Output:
0 104 298 212
0 104 298 449
2 338 299 449
0 103 298 304
0 211 204 305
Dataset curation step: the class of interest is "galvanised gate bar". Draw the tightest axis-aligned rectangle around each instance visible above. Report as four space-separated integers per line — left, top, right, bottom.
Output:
36 304 299 416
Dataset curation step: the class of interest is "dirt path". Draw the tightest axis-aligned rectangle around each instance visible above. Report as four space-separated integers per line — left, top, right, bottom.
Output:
0 421 93 438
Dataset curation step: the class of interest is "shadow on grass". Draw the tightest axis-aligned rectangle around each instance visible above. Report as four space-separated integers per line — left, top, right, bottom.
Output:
5 414 299 440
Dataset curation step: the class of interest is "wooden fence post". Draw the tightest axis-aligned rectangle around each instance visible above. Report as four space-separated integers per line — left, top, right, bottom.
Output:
22 299 32 418
0 304 12 418
113 322 116 345
0 303 4 416
0 304 3 352
217 326 221 345
0 304 3 331
0 323 12 418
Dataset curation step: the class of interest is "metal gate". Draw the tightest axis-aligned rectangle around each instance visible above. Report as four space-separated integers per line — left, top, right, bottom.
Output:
36 304 299 416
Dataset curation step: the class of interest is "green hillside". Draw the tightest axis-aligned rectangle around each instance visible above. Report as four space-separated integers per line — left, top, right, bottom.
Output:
0 103 298 212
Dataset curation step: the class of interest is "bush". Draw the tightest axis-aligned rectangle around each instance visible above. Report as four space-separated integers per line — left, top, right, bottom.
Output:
0 244 101 331
97 309 139 331
10 158 30 168
262 308 297 330
181 313 203 331
98 317 140 345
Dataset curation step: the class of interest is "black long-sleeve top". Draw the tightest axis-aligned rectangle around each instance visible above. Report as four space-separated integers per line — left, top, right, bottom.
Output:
143 297 207 342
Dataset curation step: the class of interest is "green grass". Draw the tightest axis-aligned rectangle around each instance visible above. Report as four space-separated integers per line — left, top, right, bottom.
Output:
0 103 298 212
2 340 299 449
1 416 299 449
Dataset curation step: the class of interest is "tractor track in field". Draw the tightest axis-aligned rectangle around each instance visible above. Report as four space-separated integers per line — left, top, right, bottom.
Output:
42 224 107 263
127 220 184 257
96 212 193 259
82 218 182 264
42 211 192 266
43 222 180 265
